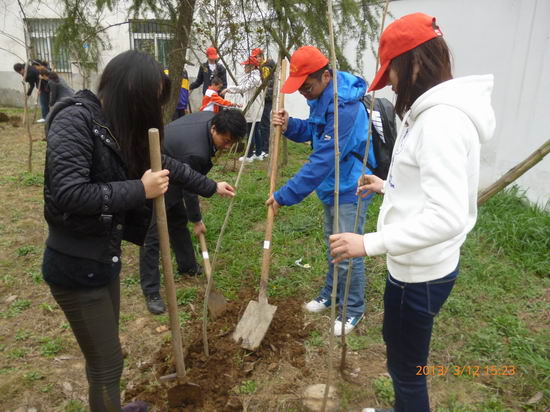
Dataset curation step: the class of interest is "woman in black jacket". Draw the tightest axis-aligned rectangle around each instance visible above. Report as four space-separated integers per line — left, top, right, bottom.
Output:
42 50 235 411
39 69 75 108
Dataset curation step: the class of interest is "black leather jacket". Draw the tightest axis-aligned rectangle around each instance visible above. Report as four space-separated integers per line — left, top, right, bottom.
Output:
44 90 217 264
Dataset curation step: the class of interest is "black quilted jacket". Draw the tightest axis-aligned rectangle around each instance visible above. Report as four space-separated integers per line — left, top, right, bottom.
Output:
44 90 217 264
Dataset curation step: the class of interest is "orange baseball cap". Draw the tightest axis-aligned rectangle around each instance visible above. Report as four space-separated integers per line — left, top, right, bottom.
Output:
251 48 263 57
206 47 219 59
241 56 260 67
369 13 443 92
281 46 329 94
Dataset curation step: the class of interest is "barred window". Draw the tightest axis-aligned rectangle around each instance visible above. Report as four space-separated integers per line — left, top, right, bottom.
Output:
129 20 174 69
25 19 71 72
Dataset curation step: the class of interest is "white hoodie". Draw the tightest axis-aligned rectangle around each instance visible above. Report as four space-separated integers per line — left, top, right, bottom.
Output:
363 75 496 283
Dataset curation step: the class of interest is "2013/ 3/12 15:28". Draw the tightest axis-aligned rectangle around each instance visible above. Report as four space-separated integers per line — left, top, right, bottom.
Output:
416 365 517 376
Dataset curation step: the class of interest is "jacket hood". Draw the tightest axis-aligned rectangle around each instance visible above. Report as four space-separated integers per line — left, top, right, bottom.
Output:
46 90 102 134
308 71 366 116
335 71 367 103
323 71 367 104
410 75 496 143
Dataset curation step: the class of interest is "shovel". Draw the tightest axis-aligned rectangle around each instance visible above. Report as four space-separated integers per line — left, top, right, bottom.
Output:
199 232 227 318
200 232 227 356
232 59 287 351
148 128 186 381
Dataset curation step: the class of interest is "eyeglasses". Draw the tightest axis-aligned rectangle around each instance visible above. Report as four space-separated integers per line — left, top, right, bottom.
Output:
299 82 314 94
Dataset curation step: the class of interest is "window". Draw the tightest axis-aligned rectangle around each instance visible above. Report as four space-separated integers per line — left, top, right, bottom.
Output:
25 19 71 72
129 20 174 69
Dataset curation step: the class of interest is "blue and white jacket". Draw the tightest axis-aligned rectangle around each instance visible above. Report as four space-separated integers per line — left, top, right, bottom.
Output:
274 71 376 206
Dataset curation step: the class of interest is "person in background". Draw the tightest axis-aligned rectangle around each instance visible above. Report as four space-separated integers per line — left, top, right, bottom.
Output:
39 69 74 108
13 60 50 122
329 13 495 412
200 76 239 112
190 47 228 95
251 47 276 159
173 68 190 119
139 109 247 314
223 55 265 163
269 46 376 336
42 50 235 411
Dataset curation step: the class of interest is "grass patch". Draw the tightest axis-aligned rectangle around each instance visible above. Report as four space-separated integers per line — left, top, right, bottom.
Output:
0 124 547 411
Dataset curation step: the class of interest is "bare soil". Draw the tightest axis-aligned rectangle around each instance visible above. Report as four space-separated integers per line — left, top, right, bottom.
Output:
125 289 312 411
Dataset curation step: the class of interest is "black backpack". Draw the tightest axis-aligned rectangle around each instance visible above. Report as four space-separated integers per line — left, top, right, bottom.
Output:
354 95 397 179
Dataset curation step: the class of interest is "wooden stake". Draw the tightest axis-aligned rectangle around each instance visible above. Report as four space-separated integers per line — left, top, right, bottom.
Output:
478 139 550 206
211 55 285 275
148 129 186 379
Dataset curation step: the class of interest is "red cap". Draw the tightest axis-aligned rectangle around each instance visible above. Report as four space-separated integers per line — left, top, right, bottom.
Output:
206 47 219 59
369 13 443 92
281 46 329 94
241 56 260 67
251 48 263 57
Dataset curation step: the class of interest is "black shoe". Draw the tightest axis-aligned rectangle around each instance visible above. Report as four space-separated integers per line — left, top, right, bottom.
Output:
122 400 148 412
145 293 166 315
179 264 203 277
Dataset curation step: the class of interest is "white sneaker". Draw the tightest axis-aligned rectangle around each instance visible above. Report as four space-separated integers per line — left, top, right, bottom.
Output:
36 118 45 123
259 152 269 160
238 155 254 163
333 314 363 337
304 297 331 313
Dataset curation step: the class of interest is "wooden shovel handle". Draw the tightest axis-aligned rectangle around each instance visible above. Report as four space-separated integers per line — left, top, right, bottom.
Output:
148 128 186 378
259 60 287 304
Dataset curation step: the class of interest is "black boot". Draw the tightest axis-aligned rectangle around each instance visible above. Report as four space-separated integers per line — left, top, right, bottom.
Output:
145 293 166 315
179 263 203 277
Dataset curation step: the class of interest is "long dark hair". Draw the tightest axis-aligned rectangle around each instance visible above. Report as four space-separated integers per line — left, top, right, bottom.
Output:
391 36 452 118
98 50 171 179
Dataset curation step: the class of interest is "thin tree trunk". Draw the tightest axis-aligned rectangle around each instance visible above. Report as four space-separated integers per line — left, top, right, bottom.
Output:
24 88 33 173
322 1 339 410
164 0 197 124
281 135 288 166
478 139 550 206
17 0 34 173
339 0 390 374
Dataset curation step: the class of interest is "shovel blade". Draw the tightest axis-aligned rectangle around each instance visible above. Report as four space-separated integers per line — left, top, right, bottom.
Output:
207 289 227 319
233 299 277 350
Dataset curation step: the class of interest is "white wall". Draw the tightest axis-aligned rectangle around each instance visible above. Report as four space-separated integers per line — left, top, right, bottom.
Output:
358 0 550 207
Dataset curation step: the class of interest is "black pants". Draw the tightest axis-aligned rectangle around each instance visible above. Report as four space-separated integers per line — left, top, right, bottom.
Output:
139 201 197 296
49 278 122 411
259 99 272 154
172 109 186 120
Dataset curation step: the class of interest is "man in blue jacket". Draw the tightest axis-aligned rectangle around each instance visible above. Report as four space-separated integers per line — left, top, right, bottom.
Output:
268 46 376 336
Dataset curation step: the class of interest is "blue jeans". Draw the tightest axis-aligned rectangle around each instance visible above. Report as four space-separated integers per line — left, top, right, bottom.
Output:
320 200 370 318
383 265 459 412
39 92 50 119
246 122 263 157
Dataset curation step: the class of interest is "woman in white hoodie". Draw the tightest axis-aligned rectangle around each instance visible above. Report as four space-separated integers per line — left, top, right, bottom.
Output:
223 56 265 162
330 13 495 412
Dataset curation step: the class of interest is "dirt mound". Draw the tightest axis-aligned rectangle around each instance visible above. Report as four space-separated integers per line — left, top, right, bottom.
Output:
125 290 311 411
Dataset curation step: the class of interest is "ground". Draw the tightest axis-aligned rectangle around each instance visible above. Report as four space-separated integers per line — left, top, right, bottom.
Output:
0 107 548 411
